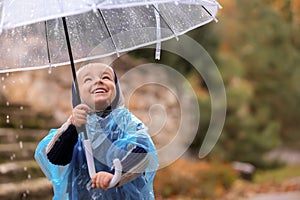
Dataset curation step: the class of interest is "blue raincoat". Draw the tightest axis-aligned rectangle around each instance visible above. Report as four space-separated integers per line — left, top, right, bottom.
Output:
35 68 158 200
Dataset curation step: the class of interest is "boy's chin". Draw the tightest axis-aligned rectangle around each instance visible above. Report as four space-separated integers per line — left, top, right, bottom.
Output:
92 101 111 111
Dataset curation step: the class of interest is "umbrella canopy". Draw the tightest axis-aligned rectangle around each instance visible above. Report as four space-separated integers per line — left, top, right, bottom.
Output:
0 0 221 73
0 0 221 182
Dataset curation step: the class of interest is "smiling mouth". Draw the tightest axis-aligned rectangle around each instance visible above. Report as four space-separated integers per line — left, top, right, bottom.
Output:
93 88 108 94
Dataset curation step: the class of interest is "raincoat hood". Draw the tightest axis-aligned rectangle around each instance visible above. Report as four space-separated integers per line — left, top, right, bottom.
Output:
72 63 123 114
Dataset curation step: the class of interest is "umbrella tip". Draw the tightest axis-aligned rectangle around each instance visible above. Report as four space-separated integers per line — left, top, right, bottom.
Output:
48 63 53 74
91 3 98 13
215 0 223 9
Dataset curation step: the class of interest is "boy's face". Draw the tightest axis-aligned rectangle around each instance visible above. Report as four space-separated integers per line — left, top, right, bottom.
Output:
77 64 116 111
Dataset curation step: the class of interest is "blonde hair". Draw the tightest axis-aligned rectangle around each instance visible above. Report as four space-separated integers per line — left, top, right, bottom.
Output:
76 63 114 76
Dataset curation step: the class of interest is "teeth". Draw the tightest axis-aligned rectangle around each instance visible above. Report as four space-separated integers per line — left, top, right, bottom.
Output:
95 89 105 93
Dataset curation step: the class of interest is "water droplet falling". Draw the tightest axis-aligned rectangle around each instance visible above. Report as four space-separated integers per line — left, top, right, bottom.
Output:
10 153 16 160
48 63 53 74
6 115 10 123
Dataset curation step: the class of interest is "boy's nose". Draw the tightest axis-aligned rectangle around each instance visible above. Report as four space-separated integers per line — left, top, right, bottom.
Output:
95 78 103 84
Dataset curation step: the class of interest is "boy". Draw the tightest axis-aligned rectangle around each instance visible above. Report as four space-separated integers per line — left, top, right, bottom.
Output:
35 63 158 199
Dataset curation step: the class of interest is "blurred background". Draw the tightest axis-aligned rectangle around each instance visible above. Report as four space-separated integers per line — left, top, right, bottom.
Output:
1 0 300 199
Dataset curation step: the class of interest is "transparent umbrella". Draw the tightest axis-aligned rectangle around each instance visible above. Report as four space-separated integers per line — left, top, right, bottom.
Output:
0 0 221 187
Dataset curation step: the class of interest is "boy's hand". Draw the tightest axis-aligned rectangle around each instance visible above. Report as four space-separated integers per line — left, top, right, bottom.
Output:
91 172 114 190
70 104 89 127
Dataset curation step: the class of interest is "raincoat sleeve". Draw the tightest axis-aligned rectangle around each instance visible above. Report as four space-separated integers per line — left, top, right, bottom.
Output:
106 109 158 186
46 117 78 165
34 129 71 200
47 124 78 165
117 146 150 186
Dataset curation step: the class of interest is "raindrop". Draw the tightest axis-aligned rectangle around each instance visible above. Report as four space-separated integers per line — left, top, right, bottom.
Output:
2 85 6 90
10 153 16 160
6 72 9 77
6 101 9 106
20 124 23 129
23 37 27 42
24 166 27 171
6 115 10 123
20 106 24 110
174 1 179 5
48 66 53 74
19 141 23 149
22 192 27 198
1 77 4 81
27 174 31 179
16 134 19 139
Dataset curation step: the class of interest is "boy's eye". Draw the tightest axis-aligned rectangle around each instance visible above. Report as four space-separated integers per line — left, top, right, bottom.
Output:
83 77 92 83
102 75 111 80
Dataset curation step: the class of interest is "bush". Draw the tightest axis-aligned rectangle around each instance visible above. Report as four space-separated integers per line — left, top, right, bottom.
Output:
154 158 237 199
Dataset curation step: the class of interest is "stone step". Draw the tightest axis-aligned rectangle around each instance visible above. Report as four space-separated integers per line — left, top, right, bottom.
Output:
0 142 37 163
0 128 48 142
0 128 48 143
0 177 53 200
0 160 45 184
0 104 57 129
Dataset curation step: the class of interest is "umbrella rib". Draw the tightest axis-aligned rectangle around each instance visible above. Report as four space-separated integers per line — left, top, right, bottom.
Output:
44 21 52 66
151 4 178 40
201 5 218 22
96 9 120 57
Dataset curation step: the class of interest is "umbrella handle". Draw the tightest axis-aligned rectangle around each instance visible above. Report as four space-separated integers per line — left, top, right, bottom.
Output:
108 159 122 188
84 140 122 187
84 139 96 178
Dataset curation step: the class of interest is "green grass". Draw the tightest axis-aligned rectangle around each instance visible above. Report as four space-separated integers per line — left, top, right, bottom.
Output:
254 164 300 183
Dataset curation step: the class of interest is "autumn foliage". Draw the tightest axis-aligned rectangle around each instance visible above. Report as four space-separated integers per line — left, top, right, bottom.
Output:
153 158 237 199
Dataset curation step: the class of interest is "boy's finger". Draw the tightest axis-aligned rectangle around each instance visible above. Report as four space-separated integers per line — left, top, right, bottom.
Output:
75 108 88 115
78 104 90 112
